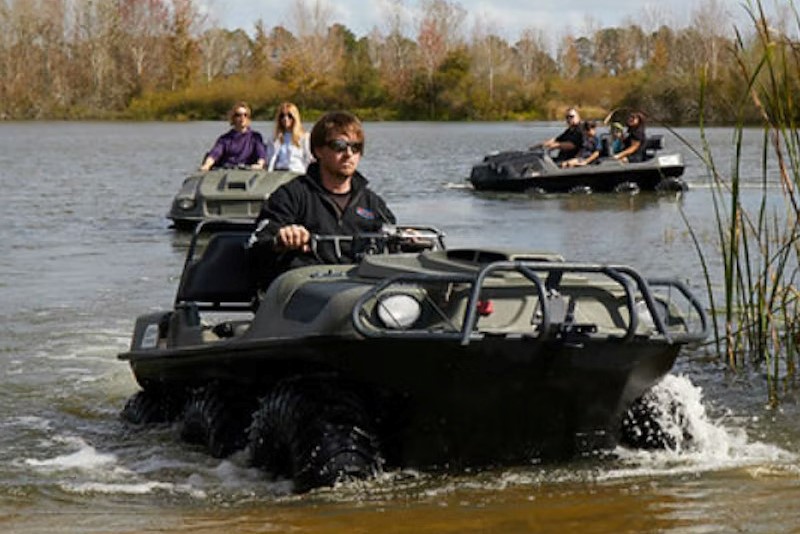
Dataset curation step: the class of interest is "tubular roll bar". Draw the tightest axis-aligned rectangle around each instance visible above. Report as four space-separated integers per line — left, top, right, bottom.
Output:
352 260 709 347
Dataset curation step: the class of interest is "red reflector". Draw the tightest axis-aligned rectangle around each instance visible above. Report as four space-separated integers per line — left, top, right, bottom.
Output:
476 299 494 316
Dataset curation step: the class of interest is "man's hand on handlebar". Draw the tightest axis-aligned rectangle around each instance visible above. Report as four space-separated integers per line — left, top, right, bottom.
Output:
273 224 442 260
398 228 435 251
275 224 311 252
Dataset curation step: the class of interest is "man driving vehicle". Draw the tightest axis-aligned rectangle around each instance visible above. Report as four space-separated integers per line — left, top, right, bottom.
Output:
532 107 584 162
248 110 396 278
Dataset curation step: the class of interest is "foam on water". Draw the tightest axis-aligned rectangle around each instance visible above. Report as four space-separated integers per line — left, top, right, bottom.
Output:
443 182 474 189
6 415 53 432
62 480 198 496
25 435 117 470
17 429 284 499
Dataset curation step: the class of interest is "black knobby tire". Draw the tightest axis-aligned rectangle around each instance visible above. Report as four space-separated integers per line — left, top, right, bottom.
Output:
655 177 688 193
569 185 593 195
614 181 640 194
121 389 182 425
620 390 681 450
181 386 252 458
248 378 383 493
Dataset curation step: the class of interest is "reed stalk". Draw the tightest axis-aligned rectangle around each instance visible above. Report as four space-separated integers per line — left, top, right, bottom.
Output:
692 0 800 403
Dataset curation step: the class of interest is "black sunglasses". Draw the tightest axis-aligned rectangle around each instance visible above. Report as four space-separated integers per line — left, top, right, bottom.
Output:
279 113 294 120
234 111 249 118
326 138 363 154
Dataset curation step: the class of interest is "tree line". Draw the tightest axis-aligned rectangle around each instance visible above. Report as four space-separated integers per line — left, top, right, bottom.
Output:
1 0 796 123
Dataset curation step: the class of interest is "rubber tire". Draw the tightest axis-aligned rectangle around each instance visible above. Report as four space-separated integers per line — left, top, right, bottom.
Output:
569 185 593 194
181 386 251 458
121 389 182 424
249 378 382 493
655 177 688 193
619 390 678 450
614 181 640 194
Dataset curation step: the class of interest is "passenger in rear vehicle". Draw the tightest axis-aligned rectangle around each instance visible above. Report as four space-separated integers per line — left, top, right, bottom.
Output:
200 101 267 171
561 120 601 168
613 112 647 163
265 102 314 173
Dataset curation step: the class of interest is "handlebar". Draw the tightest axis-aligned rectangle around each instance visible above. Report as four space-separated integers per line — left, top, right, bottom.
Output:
308 225 446 263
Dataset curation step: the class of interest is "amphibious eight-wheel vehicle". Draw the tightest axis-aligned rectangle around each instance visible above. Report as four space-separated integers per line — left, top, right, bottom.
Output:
119 221 708 493
167 168 298 229
469 135 687 194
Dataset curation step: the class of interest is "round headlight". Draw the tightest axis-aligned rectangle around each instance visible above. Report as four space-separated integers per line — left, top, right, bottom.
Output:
377 294 421 329
177 198 196 210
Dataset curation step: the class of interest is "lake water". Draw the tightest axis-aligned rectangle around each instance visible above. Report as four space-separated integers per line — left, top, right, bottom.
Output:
1 121 799 532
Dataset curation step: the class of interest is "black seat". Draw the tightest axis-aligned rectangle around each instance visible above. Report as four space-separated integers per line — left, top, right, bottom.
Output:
643 134 664 160
176 232 256 310
598 134 611 157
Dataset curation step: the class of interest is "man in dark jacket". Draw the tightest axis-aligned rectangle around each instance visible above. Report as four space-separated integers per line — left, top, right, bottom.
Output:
533 107 583 162
249 110 396 280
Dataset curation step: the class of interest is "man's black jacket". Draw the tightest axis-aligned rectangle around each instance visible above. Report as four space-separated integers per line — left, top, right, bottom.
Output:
249 162 396 280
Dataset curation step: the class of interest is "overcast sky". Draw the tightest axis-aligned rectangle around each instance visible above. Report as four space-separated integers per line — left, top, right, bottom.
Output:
206 0 756 40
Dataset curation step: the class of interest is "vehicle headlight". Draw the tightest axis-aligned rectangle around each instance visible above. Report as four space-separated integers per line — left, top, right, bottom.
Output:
377 293 421 329
177 197 196 210
140 323 160 349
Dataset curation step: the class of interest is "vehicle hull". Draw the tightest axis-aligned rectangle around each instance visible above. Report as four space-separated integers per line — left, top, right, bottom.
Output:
469 150 686 193
120 334 678 467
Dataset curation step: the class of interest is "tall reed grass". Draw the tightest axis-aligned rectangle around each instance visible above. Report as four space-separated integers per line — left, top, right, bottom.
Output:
692 1 800 404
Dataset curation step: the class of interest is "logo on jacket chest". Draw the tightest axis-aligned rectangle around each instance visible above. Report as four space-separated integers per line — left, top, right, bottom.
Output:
355 207 376 220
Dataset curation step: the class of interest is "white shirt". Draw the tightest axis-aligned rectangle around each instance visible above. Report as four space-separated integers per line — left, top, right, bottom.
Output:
267 132 313 173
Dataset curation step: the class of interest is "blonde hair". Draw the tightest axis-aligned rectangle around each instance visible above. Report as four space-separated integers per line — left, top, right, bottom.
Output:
273 102 306 146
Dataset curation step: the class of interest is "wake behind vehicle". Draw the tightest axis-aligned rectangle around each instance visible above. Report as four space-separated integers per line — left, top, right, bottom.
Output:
119 222 708 493
469 135 687 194
168 167 299 229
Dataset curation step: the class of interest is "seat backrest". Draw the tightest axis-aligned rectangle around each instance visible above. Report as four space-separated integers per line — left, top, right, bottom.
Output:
598 133 611 157
176 231 255 309
643 134 664 160
645 134 664 151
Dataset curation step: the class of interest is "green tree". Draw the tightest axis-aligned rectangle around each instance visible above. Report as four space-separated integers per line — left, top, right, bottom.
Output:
434 47 471 119
342 36 386 109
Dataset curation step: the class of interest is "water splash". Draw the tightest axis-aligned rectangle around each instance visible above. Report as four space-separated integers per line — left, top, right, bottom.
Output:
443 182 473 190
608 374 797 479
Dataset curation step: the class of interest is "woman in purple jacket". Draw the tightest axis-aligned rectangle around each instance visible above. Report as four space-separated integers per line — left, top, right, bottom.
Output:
200 101 267 171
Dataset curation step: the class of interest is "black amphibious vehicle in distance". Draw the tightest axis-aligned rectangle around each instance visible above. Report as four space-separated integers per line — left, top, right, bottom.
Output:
469 135 687 194
119 222 708 493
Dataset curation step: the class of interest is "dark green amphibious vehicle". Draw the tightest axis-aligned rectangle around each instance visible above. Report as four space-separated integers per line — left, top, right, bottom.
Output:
167 168 298 229
119 222 708 493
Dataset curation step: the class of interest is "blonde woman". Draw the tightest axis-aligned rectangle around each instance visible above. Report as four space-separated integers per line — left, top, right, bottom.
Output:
200 101 266 171
266 102 313 172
